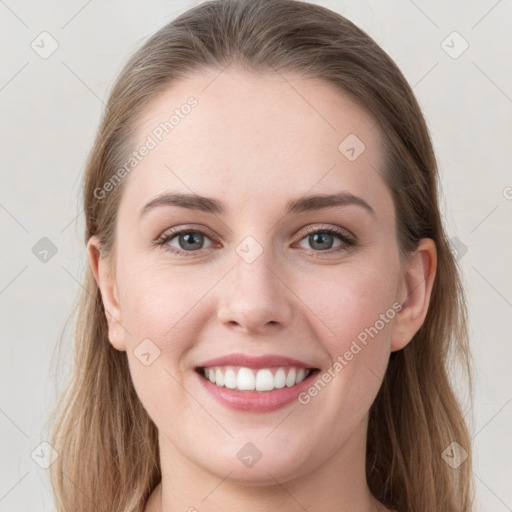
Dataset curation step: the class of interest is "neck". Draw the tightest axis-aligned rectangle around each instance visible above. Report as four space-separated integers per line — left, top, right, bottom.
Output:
146 414 385 512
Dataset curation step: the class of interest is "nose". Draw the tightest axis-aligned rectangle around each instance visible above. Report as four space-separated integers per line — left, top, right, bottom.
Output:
216 247 294 335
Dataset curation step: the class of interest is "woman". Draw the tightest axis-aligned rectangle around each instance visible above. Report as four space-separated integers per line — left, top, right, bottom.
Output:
49 0 474 510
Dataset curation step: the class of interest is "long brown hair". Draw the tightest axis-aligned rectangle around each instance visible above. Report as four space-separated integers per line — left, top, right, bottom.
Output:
48 1 474 510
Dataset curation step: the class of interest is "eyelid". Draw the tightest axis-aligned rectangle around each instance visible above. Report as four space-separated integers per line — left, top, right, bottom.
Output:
155 223 356 256
156 223 219 244
156 224 218 252
297 224 355 243
157 223 354 242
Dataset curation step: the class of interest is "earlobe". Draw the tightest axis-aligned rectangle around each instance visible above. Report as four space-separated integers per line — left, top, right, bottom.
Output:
86 236 127 352
391 238 437 352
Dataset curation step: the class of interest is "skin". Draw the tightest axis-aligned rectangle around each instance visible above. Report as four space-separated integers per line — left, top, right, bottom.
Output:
88 68 436 512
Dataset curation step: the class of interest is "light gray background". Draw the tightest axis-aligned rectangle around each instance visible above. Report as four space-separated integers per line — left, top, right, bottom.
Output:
1 1 511 511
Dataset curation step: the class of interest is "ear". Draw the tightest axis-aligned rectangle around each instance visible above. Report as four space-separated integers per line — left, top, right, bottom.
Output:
87 236 126 351
391 238 437 352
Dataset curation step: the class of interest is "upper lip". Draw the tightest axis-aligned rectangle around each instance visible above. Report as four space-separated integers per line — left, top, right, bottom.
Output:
197 353 316 369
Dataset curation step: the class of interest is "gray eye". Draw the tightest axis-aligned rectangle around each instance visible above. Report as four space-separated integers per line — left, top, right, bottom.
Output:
308 232 335 251
167 231 213 251
297 231 344 251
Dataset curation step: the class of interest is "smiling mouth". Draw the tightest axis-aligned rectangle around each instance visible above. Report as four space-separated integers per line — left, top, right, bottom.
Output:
196 366 320 392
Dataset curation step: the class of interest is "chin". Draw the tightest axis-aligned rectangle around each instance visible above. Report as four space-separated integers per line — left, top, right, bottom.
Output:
195 441 314 486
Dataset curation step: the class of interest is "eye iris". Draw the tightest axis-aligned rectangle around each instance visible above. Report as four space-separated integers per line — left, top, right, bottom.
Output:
310 232 333 250
180 232 203 250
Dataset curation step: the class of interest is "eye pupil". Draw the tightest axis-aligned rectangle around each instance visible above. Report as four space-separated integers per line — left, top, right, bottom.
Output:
310 232 333 250
180 232 203 250
162 227 349 256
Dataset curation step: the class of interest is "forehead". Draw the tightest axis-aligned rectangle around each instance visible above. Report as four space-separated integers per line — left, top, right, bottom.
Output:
120 67 392 224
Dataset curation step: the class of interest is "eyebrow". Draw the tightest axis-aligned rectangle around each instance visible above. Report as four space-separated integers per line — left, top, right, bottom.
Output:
139 191 376 218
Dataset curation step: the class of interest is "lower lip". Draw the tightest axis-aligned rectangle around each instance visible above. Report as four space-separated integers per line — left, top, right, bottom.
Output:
196 369 319 413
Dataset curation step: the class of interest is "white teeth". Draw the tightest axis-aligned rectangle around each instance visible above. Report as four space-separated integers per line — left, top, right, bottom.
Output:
215 368 225 387
224 368 237 389
237 367 255 390
296 368 307 384
274 368 286 389
285 368 296 387
201 366 312 392
255 369 274 391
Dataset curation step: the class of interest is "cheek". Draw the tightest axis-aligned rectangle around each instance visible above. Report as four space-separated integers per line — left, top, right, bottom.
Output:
296 255 399 415
117 263 201 425
117 257 208 344
116 260 217 412
291 256 399 422
297 259 398 351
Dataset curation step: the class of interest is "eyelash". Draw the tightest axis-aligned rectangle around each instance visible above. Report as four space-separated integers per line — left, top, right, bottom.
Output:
155 224 356 258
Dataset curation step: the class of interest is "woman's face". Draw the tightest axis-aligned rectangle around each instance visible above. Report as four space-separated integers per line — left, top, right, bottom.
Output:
91 68 423 483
